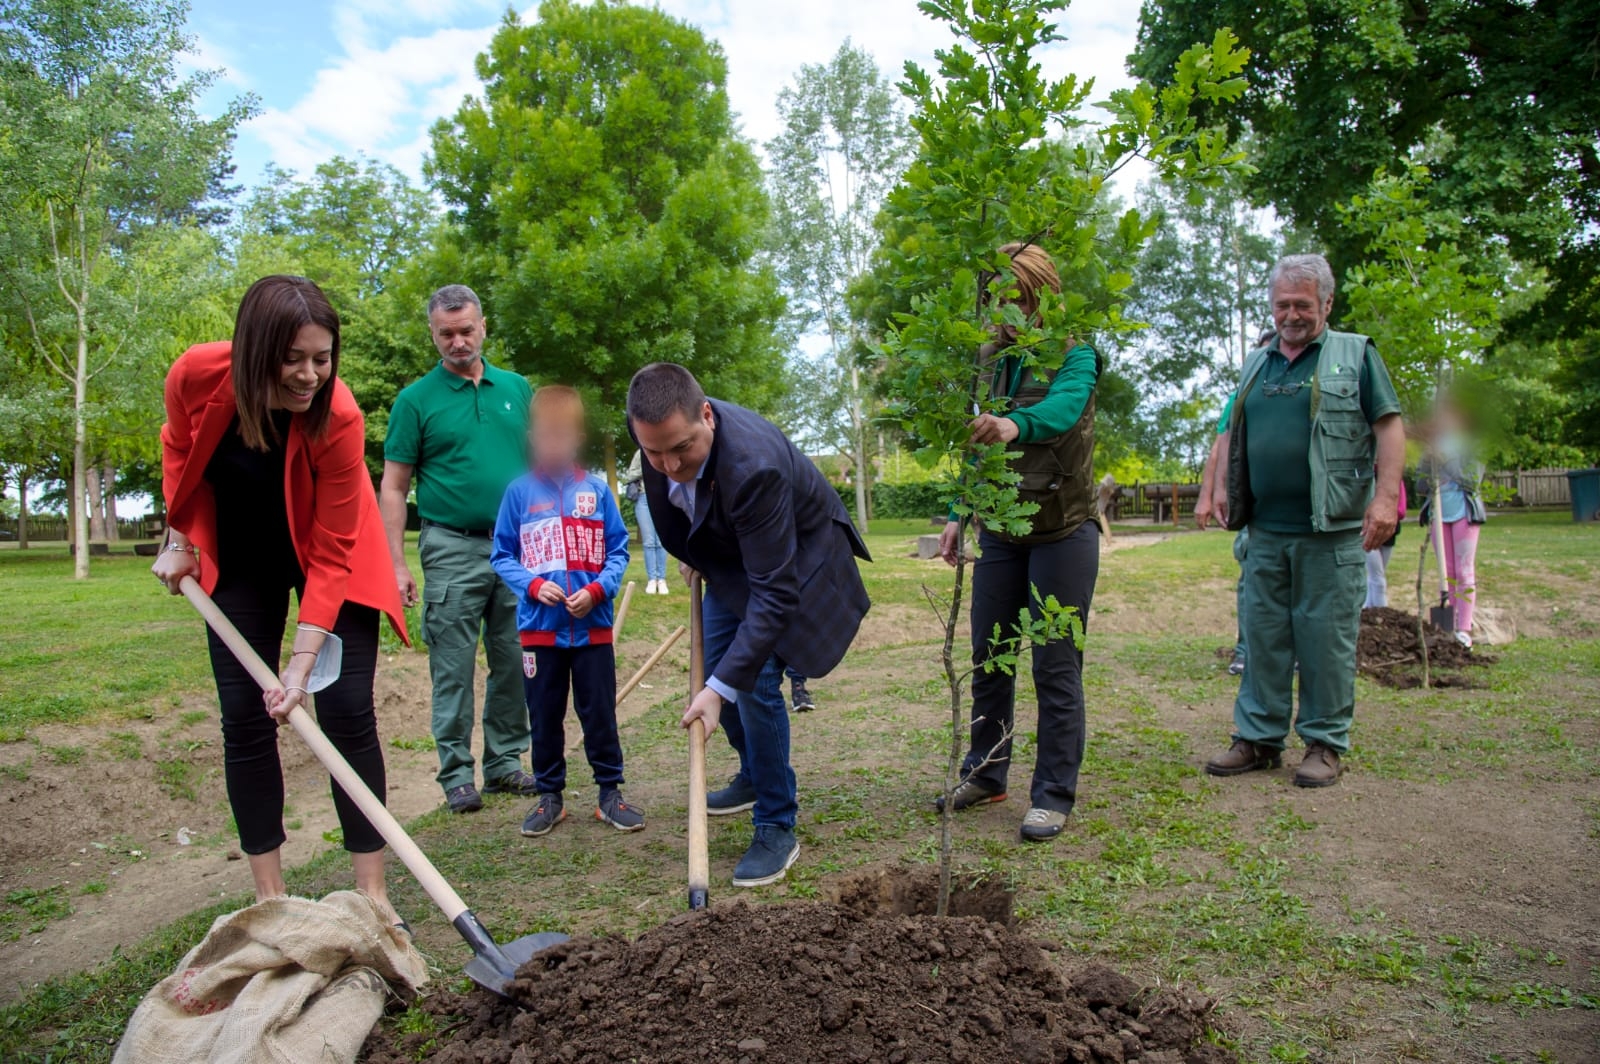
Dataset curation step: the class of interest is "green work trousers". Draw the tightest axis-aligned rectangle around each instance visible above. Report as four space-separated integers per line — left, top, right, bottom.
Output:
1233 525 1365 753
418 525 529 791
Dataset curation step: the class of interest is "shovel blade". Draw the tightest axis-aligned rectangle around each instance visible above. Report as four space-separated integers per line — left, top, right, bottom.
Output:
1430 606 1456 632
463 931 570 998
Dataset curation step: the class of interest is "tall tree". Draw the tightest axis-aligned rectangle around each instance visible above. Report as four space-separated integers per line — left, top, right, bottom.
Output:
1120 169 1285 468
0 0 252 576
1337 166 1502 410
428 0 785 487
1130 0 1599 336
767 40 913 530
878 0 1249 910
231 156 441 469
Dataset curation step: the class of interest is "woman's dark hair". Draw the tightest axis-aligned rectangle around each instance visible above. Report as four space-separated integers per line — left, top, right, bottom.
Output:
232 275 341 451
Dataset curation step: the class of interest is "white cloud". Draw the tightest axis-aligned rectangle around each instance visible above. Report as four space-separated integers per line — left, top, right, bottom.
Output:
249 23 494 175
181 32 252 90
242 0 1146 182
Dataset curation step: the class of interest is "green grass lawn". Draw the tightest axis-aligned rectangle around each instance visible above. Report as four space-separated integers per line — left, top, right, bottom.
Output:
1 513 1597 1063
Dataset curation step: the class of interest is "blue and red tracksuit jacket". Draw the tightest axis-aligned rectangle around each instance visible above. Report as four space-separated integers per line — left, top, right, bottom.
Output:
490 468 631 648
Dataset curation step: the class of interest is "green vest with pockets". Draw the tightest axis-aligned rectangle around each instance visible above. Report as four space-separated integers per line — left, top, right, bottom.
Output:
983 346 1102 544
1225 330 1375 533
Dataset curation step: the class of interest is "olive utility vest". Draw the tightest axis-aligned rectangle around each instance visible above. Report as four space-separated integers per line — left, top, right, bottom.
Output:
984 346 1103 544
1225 330 1376 534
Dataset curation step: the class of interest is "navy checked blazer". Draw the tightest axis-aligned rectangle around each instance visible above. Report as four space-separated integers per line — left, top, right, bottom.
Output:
637 399 871 692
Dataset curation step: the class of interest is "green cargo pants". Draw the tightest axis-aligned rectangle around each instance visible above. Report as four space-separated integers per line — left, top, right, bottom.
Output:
418 524 529 792
1233 525 1365 753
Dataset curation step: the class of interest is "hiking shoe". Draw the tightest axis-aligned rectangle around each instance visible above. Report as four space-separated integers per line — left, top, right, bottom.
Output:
707 774 758 817
595 788 645 832
520 793 567 837
1204 739 1281 777
731 825 800 887
1294 743 1343 788
446 783 483 814
1020 807 1068 843
789 678 816 713
933 776 1007 813
1227 652 1246 676
484 769 538 796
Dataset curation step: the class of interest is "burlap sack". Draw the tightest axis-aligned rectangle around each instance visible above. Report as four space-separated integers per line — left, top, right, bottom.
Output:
114 891 428 1064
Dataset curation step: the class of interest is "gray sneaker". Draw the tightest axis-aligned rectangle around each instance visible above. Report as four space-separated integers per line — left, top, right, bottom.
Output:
933 777 1007 813
445 783 483 814
520 793 567 837
789 678 816 712
1019 807 1068 842
731 825 800 887
595 788 645 832
484 769 538 795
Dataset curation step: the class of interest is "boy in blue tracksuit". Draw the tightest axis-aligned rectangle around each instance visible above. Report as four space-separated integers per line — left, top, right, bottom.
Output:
491 386 644 837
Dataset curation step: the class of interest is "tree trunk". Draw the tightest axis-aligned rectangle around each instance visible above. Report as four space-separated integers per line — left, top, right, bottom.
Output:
72 318 90 578
101 464 118 540
86 459 106 542
17 468 29 550
603 435 619 499
849 364 869 532
937 524 969 918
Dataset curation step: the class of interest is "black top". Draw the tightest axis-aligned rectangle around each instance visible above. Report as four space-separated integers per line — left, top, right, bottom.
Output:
205 411 302 586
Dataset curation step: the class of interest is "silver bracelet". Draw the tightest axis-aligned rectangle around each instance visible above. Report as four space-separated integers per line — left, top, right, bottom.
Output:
163 542 194 555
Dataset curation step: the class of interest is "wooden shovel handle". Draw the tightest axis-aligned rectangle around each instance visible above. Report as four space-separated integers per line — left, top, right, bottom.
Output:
687 574 709 909
179 576 471 924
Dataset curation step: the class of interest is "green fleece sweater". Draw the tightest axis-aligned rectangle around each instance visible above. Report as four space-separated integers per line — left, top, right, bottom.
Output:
948 342 1100 522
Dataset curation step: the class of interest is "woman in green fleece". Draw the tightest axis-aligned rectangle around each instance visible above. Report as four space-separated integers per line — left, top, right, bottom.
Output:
935 242 1103 842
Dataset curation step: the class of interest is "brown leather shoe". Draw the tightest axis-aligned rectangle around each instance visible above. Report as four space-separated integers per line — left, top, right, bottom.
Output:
1204 739 1281 777
1293 743 1342 788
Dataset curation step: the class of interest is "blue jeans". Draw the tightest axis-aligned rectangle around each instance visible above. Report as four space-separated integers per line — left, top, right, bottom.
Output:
633 494 668 582
700 589 797 829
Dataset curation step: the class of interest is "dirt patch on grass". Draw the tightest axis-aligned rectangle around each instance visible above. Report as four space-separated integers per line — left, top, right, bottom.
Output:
0 653 444 1001
823 863 1016 926
1358 607 1492 688
364 898 1233 1064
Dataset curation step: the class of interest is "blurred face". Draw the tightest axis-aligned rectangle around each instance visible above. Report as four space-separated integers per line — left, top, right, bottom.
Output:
273 323 334 412
530 415 583 472
1270 278 1332 353
429 305 486 371
631 403 715 483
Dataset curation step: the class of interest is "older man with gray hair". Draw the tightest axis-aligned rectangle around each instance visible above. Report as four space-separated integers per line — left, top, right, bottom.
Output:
1205 254 1405 787
381 285 537 813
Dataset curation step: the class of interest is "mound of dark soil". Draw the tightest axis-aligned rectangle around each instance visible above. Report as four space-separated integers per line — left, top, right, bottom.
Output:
1358 607 1490 688
364 900 1233 1064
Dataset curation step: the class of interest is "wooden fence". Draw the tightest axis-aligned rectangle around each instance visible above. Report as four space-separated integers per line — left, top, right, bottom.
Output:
1481 468 1575 508
0 516 159 542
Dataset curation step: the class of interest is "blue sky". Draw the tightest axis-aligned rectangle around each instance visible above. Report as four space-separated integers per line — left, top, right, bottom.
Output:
183 0 1145 186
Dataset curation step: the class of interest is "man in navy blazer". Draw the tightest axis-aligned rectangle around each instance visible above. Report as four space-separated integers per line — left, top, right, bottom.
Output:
628 362 870 886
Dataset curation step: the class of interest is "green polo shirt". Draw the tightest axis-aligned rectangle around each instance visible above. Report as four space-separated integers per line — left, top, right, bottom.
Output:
384 360 533 530
1242 332 1401 534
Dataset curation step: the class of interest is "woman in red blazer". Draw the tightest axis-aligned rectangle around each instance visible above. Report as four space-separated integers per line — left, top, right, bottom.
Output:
152 275 408 927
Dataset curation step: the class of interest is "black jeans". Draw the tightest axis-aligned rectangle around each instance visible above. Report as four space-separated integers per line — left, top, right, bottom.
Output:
206 578 387 855
524 643 625 795
964 520 1099 814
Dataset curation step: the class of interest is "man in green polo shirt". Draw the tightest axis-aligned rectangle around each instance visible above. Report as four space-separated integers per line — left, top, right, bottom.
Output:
1205 255 1405 787
380 285 536 813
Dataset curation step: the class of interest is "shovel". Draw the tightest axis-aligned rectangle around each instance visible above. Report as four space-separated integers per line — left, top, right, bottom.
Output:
1428 470 1456 632
687 573 709 911
179 576 566 999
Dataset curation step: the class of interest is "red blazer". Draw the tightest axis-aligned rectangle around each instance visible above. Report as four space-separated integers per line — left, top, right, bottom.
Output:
162 341 408 643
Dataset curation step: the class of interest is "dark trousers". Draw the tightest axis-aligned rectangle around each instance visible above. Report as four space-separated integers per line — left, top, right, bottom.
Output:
206 579 386 855
702 590 797 830
523 643 625 795
965 521 1099 814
